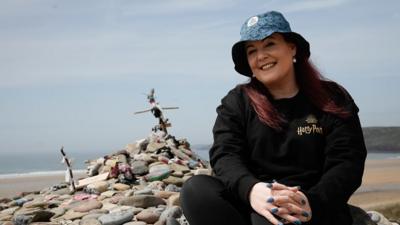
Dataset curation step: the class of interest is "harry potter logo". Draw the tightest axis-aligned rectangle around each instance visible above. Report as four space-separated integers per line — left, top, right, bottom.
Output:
297 114 323 136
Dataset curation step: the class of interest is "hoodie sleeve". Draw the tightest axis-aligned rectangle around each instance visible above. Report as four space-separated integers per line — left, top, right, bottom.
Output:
209 89 260 206
303 90 367 224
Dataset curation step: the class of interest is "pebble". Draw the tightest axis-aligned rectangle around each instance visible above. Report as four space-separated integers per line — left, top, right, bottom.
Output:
63 210 88 220
98 210 134 225
123 222 147 225
131 161 149 175
73 199 102 213
134 188 153 196
163 176 183 186
135 208 161 224
79 218 102 225
87 181 109 194
164 184 180 193
166 217 181 225
154 191 176 199
167 194 180 207
119 195 165 208
113 183 131 191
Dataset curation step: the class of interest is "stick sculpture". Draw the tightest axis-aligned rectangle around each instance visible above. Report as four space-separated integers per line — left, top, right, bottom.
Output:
134 88 179 134
60 146 76 192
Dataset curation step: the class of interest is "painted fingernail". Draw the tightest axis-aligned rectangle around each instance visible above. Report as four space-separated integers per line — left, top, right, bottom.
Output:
294 220 302 225
295 185 301 189
278 223 284 225
266 183 273 188
301 199 306 205
270 207 278 214
272 179 277 183
266 197 274 203
302 211 309 217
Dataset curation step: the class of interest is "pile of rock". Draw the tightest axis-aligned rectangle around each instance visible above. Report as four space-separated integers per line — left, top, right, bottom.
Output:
0 131 211 225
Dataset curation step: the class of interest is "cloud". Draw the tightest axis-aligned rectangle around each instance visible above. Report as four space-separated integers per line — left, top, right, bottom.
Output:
278 0 349 13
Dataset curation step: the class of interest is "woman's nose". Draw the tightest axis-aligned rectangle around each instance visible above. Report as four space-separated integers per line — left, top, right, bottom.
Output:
256 48 268 61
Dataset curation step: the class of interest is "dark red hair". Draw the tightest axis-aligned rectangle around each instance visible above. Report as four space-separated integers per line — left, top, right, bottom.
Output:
242 34 351 130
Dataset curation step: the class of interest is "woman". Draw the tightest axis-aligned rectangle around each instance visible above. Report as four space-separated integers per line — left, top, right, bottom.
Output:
181 11 367 225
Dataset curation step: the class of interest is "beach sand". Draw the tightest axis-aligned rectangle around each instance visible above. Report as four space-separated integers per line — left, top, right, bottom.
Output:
0 171 87 199
1 159 399 210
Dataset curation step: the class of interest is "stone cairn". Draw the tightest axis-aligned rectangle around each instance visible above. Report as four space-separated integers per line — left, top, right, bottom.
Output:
0 130 211 225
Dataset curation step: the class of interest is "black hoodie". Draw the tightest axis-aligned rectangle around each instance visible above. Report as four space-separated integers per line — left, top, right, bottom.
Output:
209 81 367 225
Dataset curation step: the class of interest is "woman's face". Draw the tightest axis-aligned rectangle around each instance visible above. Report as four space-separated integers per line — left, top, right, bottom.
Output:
245 33 297 89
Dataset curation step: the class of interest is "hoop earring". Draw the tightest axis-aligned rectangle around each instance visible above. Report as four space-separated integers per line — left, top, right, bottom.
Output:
293 57 297 63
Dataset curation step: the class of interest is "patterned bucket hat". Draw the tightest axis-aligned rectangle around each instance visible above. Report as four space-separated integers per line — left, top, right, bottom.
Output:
232 11 310 76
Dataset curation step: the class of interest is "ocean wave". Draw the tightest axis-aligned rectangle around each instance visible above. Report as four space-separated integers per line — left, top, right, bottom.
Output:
0 170 86 179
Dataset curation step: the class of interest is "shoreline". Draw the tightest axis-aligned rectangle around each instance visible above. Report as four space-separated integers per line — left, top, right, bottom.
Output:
1 159 400 211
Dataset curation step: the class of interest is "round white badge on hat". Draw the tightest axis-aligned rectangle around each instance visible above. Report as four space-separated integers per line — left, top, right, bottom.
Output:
247 16 258 27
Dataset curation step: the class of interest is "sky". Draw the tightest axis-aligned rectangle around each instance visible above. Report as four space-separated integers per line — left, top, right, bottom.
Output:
1 0 399 154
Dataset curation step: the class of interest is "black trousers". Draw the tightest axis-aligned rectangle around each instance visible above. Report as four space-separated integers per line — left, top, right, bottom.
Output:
180 175 277 225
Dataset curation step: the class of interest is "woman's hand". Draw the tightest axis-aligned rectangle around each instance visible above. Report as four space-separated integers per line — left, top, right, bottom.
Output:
268 182 312 224
249 182 284 225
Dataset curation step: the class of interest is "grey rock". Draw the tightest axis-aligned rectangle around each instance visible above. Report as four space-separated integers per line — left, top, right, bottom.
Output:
131 161 149 175
134 188 153 196
119 195 165 208
165 184 181 193
81 213 105 220
73 199 102 213
135 208 161 224
149 164 170 174
13 210 54 225
80 218 102 225
159 206 182 223
123 222 147 225
98 210 134 225
166 217 180 225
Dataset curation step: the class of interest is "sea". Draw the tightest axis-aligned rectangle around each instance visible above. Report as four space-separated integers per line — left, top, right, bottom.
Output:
0 149 398 178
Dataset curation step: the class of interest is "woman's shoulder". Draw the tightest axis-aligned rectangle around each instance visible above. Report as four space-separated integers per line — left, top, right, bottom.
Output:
321 80 359 114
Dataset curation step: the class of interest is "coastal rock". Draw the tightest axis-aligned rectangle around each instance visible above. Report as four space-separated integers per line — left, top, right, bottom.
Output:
119 195 165 208
158 206 182 224
113 183 131 191
146 142 166 153
166 217 181 225
154 191 176 199
63 210 88 220
131 161 149 175
164 184 180 193
0 206 20 215
124 222 147 225
73 199 102 213
163 176 183 186
98 210 134 225
146 181 165 191
367 211 392 225
149 164 171 174
135 208 161 224
86 181 109 194
134 188 153 196
79 218 102 225
167 194 180 207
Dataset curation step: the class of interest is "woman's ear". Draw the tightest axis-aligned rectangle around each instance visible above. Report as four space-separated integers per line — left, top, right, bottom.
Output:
290 43 297 57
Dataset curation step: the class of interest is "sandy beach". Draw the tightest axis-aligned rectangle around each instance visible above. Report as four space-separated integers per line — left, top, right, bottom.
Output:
1 159 399 211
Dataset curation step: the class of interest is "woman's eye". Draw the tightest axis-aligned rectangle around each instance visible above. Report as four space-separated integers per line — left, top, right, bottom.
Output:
247 49 256 55
264 42 275 47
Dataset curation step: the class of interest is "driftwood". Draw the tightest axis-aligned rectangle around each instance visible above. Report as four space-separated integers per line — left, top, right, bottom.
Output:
76 172 109 189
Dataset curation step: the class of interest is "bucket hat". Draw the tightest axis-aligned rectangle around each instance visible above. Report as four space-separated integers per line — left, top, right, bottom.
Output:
232 11 310 76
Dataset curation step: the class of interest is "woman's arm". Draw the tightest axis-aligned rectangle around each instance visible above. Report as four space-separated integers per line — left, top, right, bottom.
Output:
209 89 260 206
302 100 367 223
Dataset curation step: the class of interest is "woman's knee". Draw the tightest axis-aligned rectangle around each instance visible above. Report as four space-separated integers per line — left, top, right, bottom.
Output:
180 175 224 205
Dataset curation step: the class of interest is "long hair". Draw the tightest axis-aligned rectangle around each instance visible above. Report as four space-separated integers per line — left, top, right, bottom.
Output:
242 34 351 130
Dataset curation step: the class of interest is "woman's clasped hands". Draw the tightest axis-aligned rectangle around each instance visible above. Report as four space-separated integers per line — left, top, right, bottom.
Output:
249 181 312 225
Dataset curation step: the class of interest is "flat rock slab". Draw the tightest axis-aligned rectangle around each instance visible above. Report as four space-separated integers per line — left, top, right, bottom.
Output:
98 210 134 225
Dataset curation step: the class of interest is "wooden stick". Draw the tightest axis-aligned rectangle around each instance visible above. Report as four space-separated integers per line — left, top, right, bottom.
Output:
60 146 76 192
